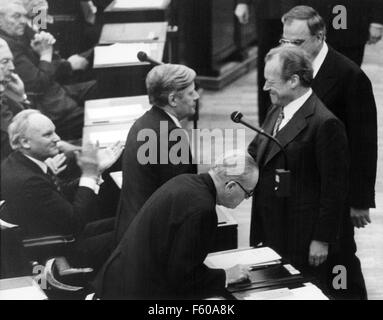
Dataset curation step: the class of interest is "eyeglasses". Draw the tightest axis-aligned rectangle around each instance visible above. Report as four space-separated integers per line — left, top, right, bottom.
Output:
279 38 306 46
233 181 254 199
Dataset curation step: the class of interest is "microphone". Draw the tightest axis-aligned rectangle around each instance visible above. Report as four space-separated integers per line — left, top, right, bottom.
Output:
137 51 163 66
231 111 290 197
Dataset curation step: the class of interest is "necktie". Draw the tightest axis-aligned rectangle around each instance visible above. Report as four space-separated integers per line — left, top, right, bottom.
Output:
46 169 61 192
272 107 285 136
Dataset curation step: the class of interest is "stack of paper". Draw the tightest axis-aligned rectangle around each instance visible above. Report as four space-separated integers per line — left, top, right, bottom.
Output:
204 247 281 269
242 283 329 300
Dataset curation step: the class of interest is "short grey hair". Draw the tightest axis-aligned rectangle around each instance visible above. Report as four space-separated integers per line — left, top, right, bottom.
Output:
8 109 41 150
0 0 24 15
0 37 8 48
265 45 313 87
146 64 196 107
282 5 327 37
211 151 258 185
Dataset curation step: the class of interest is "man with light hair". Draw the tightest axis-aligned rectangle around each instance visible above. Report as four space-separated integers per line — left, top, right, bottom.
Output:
1 109 122 270
115 64 199 242
0 37 28 162
94 151 258 299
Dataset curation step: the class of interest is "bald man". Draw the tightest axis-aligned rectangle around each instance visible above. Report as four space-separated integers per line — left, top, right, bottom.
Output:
0 110 121 270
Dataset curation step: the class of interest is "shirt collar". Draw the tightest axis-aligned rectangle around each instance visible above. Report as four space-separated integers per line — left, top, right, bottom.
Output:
312 41 328 78
164 110 182 128
24 154 48 174
283 88 313 120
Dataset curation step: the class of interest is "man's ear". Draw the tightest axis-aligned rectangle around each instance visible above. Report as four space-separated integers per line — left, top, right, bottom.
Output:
225 181 236 193
19 136 30 150
290 74 300 88
168 92 177 107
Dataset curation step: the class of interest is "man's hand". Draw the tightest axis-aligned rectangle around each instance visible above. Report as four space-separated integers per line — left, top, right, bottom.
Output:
225 264 251 285
308 240 328 267
67 54 89 71
75 142 100 179
5 73 26 102
45 153 67 175
235 4 250 24
97 141 124 173
57 141 82 154
350 207 371 228
368 24 383 44
31 32 55 61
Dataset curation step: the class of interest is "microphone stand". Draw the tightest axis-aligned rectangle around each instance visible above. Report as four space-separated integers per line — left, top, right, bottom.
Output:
231 112 290 197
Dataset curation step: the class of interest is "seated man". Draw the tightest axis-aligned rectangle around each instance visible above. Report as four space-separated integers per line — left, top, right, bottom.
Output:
1 110 123 270
0 38 31 162
0 0 96 140
115 64 198 242
94 151 258 299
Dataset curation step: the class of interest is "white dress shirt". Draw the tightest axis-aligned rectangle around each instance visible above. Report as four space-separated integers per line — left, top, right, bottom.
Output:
24 154 100 194
279 89 313 131
312 42 329 78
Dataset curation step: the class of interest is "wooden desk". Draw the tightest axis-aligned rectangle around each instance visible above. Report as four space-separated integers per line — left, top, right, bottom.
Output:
93 42 165 98
83 96 151 148
99 22 168 44
84 95 151 126
104 0 171 23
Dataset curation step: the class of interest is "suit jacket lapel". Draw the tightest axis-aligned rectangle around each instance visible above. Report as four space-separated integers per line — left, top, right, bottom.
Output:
256 106 280 166
312 47 338 101
264 94 316 166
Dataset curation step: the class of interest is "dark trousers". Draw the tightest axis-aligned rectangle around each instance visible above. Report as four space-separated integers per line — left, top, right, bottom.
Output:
70 217 115 272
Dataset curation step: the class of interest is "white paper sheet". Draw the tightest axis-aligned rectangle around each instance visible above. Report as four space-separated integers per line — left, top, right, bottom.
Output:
204 247 281 269
94 43 160 67
88 128 131 145
87 104 145 121
113 0 167 9
242 283 328 300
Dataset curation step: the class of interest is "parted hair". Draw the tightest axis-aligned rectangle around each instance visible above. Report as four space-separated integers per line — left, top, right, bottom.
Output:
282 5 327 37
146 64 196 107
265 45 313 87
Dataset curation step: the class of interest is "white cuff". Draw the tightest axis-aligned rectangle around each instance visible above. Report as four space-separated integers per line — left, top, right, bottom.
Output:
371 23 383 29
79 176 103 194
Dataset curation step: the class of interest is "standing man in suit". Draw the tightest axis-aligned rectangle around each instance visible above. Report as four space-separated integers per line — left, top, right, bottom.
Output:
115 64 198 242
1 110 123 270
235 0 383 124
94 152 258 299
280 5 377 299
248 46 349 296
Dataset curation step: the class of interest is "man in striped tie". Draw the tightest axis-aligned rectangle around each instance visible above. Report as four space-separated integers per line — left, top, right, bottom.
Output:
248 45 350 298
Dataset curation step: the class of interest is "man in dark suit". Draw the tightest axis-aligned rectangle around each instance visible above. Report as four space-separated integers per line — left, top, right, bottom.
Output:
94 152 258 299
115 64 198 242
0 0 96 140
248 46 349 296
1 110 123 270
281 6 377 299
235 0 383 123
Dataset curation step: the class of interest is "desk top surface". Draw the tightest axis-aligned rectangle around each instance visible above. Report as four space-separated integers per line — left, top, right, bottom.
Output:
100 22 168 44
